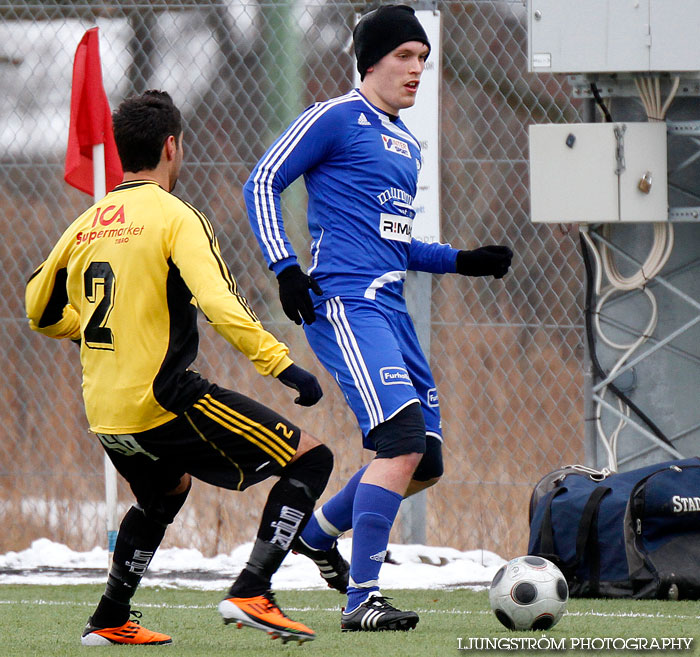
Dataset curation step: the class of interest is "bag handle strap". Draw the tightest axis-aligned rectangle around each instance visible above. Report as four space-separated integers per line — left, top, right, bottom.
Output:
575 486 611 595
535 484 611 590
538 487 567 560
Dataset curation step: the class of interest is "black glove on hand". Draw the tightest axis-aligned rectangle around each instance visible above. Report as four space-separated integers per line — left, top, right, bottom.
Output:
276 265 323 325
277 363 323 406
456 245 513 279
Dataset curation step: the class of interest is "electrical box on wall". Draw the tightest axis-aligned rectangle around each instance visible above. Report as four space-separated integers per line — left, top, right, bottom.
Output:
528 0 700 73
529 122 668 223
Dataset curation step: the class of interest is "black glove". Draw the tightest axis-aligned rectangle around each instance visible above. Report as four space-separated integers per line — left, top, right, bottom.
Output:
277 363 323 406
456 245 513 279
276 265 323 325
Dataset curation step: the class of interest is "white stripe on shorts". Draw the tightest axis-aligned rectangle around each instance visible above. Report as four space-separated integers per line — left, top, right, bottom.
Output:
326 297 384 429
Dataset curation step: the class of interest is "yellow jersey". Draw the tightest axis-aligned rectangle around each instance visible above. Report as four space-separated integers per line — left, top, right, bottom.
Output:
25 180 293 434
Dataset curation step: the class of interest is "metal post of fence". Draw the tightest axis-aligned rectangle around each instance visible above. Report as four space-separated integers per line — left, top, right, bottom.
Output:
581 97 598 468
401 270 431 544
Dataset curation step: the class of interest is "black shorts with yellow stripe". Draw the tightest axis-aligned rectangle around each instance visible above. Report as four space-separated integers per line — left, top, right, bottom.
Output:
100 383 301 498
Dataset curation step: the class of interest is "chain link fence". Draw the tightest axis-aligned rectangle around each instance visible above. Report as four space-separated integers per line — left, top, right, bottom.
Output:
1 0 585 559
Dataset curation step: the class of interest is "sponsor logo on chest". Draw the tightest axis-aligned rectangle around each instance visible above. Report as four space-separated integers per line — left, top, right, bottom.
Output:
382 134 411 158
76 204 145 246
380 213 413 243
377 187 415 217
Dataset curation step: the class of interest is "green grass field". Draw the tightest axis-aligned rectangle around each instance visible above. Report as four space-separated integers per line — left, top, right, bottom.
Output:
1 585 698 656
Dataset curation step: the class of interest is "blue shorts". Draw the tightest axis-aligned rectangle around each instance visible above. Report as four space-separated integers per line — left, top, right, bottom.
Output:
304 296 442 449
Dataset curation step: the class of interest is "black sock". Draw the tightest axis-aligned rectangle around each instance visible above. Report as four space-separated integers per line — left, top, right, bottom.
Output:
228 478 315 597
91 595 130 628
228 445 333 598
227 565 270 598
92 506 166 626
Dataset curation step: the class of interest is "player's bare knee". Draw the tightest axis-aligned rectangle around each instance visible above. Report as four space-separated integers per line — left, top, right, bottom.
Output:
393 451 424 472
166 473 191 496
406 475 440 497
422 475 441 488
142 478 191 527
293 430 322 459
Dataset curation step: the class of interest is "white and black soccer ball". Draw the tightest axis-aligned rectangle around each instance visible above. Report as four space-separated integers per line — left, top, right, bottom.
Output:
489 555 568 631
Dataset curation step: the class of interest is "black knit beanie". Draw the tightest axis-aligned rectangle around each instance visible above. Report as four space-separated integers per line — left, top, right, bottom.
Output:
353 5 431 80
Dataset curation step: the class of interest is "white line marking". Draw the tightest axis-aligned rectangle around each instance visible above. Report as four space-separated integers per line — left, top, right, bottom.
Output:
0 600 698 621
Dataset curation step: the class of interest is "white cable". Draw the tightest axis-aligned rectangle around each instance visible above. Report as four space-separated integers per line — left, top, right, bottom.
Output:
580 225 619 471
651 77 659 117
562 464 613 480
579 225 603 295
599 222 674 290
595 286 658 353
636 77 655 119
598 395 628 472
591 229 671 472
595 285 658 472
635 74 680 121
581 228 663 472
660 77 680 120
581 75 679 470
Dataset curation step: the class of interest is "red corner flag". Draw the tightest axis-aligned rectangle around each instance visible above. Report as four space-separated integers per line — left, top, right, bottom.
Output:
64 27 122 196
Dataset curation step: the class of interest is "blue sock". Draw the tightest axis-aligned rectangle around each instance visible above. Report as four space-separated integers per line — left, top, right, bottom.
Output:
346 483 403 613
299 465 368 550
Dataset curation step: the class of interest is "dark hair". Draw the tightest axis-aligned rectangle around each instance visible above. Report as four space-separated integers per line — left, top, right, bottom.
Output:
112 90 182 172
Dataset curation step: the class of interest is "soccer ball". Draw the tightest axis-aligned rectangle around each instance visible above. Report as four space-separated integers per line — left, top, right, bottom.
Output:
489 556 568 631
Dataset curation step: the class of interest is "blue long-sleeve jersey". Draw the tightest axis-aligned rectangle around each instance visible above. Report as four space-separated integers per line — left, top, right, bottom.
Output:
244 89 459 311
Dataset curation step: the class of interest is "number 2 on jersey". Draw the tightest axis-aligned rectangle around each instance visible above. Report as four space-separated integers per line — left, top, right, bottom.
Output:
84 261 115 350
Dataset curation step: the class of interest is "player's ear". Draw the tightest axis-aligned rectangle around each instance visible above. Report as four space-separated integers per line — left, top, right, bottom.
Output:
164 135 177 162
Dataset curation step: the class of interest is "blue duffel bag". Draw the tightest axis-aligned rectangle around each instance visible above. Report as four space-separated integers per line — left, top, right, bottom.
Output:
528 457 700 599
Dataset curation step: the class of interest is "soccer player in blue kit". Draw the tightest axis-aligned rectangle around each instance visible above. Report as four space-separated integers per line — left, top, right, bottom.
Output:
245 4 512 632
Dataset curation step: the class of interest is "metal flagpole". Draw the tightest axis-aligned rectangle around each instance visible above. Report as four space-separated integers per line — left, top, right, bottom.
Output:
92 142 119 561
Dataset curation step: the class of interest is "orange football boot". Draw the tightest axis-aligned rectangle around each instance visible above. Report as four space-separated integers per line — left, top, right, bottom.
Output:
218 591 315 644
81 610 172 646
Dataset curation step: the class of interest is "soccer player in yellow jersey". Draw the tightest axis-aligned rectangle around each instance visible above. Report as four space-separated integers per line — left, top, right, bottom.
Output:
25 90 334 646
